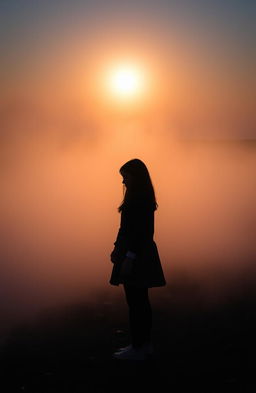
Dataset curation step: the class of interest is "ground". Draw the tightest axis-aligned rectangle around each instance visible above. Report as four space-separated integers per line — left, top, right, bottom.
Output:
0 285 254 393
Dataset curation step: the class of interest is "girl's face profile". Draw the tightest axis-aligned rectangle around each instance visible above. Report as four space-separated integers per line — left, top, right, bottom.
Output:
121 171 132 188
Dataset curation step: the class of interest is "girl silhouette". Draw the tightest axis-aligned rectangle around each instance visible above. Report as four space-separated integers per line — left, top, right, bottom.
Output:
110 158 166 360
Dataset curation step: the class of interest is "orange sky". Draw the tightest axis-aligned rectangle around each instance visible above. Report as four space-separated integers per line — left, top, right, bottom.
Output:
0 0 255 333
1 1 255 138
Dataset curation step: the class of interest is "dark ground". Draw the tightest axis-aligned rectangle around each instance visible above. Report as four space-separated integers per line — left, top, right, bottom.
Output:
0 280 255 393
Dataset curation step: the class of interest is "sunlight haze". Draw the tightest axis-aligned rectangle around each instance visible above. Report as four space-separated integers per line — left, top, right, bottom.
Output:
0 0 255 336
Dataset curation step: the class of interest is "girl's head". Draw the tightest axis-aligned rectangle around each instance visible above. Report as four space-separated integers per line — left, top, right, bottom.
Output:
118 158 158 212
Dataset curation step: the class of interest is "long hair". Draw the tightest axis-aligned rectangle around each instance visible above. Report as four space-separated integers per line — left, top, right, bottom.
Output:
118 158 158 212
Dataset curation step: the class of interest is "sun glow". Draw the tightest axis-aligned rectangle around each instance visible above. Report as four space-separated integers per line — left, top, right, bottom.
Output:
107 64 145 100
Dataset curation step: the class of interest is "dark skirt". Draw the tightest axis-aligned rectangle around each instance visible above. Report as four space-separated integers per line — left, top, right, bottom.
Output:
109 241 166 288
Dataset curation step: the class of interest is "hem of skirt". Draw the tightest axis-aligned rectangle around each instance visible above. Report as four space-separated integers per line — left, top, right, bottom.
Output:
109 280 166 288
109 281 120 286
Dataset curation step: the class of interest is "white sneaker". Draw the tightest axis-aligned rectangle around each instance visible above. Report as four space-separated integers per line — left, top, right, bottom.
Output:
113 346 147 361
115 343 153 355
115 344 133 353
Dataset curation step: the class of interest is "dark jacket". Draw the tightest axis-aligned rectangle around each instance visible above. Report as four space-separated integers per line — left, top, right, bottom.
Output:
109 202 166 288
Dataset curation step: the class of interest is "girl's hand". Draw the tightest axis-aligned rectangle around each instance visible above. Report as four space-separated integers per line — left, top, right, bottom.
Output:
119 257 134 279
110 248 121 263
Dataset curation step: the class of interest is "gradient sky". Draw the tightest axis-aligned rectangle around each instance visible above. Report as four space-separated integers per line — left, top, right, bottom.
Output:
0 1 256 333
1 0 255 138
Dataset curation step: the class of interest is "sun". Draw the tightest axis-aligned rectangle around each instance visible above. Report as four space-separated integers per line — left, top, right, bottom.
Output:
107 64 144 100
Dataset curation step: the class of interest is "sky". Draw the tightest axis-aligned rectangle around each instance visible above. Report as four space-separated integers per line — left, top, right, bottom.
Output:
1 0 255 139
0 1 255 334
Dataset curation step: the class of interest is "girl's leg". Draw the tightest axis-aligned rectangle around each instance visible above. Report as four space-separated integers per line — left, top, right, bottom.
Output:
123 284 152 348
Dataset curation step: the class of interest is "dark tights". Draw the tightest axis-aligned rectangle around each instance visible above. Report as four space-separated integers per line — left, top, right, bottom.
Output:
123 284 152 348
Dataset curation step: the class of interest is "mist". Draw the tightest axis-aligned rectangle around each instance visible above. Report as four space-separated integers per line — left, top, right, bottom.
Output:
1 110 255 337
